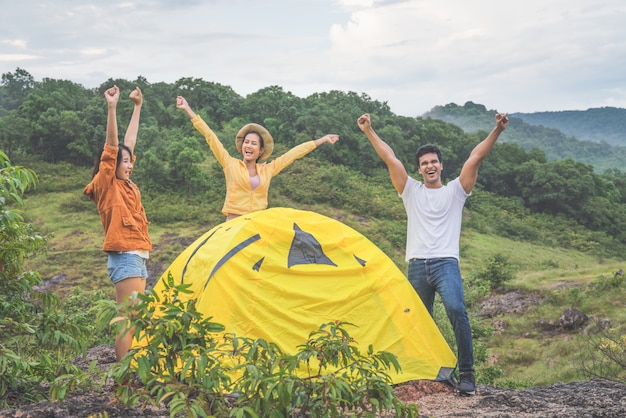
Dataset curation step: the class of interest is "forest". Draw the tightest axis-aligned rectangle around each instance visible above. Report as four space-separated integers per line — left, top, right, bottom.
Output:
2 67 626 254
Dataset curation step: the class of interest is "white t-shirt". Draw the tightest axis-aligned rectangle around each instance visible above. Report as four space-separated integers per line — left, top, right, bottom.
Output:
400 176 469 261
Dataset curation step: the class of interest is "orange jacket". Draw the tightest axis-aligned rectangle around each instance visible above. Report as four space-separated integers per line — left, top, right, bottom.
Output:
83 144 152 252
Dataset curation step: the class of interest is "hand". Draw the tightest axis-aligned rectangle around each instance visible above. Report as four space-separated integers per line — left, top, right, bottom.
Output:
176 96 188 110
323 134 340 144
129 87 142 106
104 85 120 105
496 113 509 130
357 114 371 132
176 96 196 119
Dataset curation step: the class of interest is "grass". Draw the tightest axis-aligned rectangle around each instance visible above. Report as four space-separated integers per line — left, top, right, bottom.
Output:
21 170 212 296
493 335 582 386
18 162 626 389
461 229 620 278
481 267 626 386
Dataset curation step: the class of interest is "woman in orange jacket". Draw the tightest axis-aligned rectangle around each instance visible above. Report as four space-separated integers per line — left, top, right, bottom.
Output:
84 85 152 361
176 96 339 221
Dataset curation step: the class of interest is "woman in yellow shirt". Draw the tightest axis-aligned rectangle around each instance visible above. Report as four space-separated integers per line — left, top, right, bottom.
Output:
176 96 339 220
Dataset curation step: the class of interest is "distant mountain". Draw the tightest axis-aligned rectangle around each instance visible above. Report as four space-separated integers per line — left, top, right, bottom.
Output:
510 107 626 147
423 102 626 173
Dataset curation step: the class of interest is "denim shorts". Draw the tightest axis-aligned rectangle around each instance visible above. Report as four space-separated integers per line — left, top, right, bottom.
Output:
107 252 148 284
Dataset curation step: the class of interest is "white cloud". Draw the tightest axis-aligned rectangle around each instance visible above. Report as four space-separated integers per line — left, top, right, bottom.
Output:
80 48 109 56
1 0 625 115
0 54 38 62
1 39 28 48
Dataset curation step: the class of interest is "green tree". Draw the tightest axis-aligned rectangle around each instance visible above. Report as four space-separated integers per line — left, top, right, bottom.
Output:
478 141 533 197
133 149 169 192
174 77 243 126
604 169 626 204
166 136 206 195
516 158 596 217
18 78 94 162
0 68 35 111
0 112 32 159
241 85 302 135
297 90 392 169
140 81 177 129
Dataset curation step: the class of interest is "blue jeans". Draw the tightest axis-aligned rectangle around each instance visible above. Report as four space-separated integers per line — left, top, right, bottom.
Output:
408 257 474 373
107 252 148 284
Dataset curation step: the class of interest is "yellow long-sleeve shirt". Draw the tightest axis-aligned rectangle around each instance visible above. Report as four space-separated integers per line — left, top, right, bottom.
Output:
192 115 317 217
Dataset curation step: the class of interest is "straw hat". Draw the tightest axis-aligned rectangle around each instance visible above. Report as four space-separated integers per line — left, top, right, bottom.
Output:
235 123 274 161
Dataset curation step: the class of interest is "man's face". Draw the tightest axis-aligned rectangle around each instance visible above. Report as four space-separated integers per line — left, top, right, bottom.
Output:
418 152 443 186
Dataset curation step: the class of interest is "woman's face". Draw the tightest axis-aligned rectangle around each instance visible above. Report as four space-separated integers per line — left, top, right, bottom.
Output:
116 148 133 181
241 132 264 162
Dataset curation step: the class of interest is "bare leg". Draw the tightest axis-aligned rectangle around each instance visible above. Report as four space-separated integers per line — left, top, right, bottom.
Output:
114 276 146 361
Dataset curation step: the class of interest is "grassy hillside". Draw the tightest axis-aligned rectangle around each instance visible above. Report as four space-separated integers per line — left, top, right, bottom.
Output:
21 160 626 388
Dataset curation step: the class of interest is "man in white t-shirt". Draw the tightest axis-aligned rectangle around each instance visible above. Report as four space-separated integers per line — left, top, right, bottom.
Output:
357 112 509 395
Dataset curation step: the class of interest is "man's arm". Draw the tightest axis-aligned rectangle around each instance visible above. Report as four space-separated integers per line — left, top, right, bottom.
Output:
123 87 142 154
357 114 408 194
459 113 508 193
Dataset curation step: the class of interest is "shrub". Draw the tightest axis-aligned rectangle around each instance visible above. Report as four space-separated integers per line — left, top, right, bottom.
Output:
0 152 91 406
463 274 491 310
592 270 626 291
578 324 626 384
475 253 516 290
96 274 419 417
62 287 114 347
478 365 503 385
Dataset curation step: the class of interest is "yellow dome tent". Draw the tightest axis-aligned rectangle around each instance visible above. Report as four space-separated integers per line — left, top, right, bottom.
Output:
151 208 456 383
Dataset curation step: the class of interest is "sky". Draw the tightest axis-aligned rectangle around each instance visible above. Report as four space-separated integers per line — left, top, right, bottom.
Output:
2 0 626 117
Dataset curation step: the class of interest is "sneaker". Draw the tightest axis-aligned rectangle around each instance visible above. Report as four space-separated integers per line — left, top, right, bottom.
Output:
457 372 476 395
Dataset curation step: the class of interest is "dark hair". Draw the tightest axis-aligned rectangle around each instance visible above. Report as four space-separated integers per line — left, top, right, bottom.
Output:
91 144 133 178
415 144 442 167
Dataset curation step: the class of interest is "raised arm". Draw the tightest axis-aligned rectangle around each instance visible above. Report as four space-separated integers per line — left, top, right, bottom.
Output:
123 87 142 154
104 86 120 147
357 114 408 194
176 96 197 119
458 112 508 193
313 134 340 147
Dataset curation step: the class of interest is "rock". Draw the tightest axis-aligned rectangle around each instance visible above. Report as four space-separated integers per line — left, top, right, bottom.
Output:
536 307 589 334
557 307 588 330
479 290 543 318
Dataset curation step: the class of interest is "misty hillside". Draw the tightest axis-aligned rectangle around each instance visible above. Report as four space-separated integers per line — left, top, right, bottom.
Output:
510 107 626 146
423 102 626 173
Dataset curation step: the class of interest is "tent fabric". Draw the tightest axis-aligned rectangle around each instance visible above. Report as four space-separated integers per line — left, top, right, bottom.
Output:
151 207 456 383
